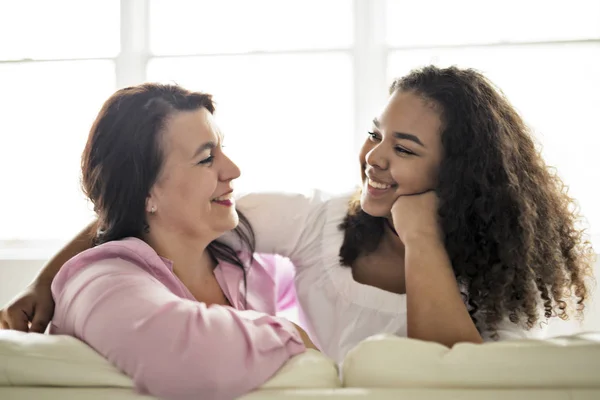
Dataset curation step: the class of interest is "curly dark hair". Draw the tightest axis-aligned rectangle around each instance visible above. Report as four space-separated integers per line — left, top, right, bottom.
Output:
340 65 595 335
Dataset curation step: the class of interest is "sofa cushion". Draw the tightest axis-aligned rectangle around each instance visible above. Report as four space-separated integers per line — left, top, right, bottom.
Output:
0 330 133 387
0 331 339 389
342 332 600 389
260 348 340 389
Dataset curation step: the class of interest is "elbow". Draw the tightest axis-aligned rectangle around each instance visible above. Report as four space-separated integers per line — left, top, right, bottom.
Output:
133 362 254 400
447 335 484 348
408 328 483 348
198 362 257 399
408 334 483 348
133 346 287 400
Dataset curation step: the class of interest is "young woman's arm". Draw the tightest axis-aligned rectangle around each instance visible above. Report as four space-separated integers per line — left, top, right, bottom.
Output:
404 236 483 347
392 191 483 347
2 190 327 333
224 191 329 269
0 222 95 332
38 221 96 282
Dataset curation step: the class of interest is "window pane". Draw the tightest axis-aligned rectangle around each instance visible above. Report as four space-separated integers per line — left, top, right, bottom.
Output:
148 54 355 194
388 44 600 244
387 0 600 47
150 0 353 55
0 0 120 60
0 61 115 240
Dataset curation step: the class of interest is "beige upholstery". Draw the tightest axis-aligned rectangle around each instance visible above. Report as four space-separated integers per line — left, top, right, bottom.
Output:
1 330 599 399
2 387 600 400
342 332 600 389
259 347 340 390
0 330 132 388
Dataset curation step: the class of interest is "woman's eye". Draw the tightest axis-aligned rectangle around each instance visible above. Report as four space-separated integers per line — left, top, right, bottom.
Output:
197 155 214 165
368 131 380 141
395 146 414 155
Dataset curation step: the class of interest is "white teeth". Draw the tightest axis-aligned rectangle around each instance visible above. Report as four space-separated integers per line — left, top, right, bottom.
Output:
213 193 233 202
368 178 391 190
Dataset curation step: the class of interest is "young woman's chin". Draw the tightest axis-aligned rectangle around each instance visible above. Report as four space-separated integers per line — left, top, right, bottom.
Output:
360 196 392 218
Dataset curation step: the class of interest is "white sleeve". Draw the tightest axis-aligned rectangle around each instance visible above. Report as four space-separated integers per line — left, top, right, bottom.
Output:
223 190 329 271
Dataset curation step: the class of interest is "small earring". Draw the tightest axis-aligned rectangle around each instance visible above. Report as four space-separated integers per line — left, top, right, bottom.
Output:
150 206 156 214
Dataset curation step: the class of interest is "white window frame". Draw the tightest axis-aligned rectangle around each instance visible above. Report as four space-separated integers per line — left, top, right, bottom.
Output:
0 0 598 259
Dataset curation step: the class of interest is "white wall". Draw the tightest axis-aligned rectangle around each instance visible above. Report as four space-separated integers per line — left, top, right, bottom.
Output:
1 257 599 336
0 260 45 307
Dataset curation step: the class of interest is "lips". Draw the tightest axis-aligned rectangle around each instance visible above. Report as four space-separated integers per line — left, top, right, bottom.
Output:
367 178 391 190
365 169 396 187
363 168 397 199
212 189 233 202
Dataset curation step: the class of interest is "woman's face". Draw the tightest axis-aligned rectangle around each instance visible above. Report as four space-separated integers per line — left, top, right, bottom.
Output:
359 90 444 217
147 107 241 241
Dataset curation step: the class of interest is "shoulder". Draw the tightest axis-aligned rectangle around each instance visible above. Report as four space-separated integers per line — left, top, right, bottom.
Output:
52 237 169 296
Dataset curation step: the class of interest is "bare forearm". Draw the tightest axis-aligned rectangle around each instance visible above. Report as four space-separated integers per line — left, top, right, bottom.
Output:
405 238 483 347
34 221 96 284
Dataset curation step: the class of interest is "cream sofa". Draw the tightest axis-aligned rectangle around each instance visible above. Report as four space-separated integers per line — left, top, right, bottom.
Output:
1 330 599 400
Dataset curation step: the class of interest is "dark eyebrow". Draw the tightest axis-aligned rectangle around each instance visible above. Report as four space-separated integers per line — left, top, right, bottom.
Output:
373 118 425 148
394 132 425 147
192 141 216 159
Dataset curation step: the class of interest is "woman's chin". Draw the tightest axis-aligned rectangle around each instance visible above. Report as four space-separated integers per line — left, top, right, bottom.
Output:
360 196 390 218
225 215 240 232
211 214 239 236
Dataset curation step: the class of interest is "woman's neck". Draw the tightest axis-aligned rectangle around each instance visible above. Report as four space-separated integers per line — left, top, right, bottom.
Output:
143 229 217 280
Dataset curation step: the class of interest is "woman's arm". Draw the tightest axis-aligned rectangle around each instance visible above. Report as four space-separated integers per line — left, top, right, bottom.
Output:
392 192 483 347
37 221 96 283
225 191 328 268
52 258 306 399
404 236 483 347
0 221 95 332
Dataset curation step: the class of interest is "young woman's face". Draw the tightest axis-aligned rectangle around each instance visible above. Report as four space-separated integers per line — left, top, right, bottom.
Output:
359 90 444 217
147 107 241 240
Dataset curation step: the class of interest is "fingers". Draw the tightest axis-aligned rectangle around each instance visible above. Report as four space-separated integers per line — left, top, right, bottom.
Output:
29 304 53 333
0 307 30 332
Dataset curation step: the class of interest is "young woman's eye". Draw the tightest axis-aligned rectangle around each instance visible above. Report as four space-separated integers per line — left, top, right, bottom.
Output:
368 131 380 141
395 146 414 155
197 155 214 165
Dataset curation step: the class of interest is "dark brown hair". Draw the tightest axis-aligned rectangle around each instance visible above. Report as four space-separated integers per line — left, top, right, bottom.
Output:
81 83 254 278
340 66 595 334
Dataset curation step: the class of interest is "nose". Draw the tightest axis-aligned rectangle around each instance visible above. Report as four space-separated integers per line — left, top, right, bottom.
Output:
365 143 388 171
220 153 241 182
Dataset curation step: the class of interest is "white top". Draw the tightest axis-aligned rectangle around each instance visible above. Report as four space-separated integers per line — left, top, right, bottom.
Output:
228 190 548 363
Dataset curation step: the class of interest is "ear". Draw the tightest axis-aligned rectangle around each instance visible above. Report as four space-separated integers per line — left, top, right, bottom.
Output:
145 195 156 214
